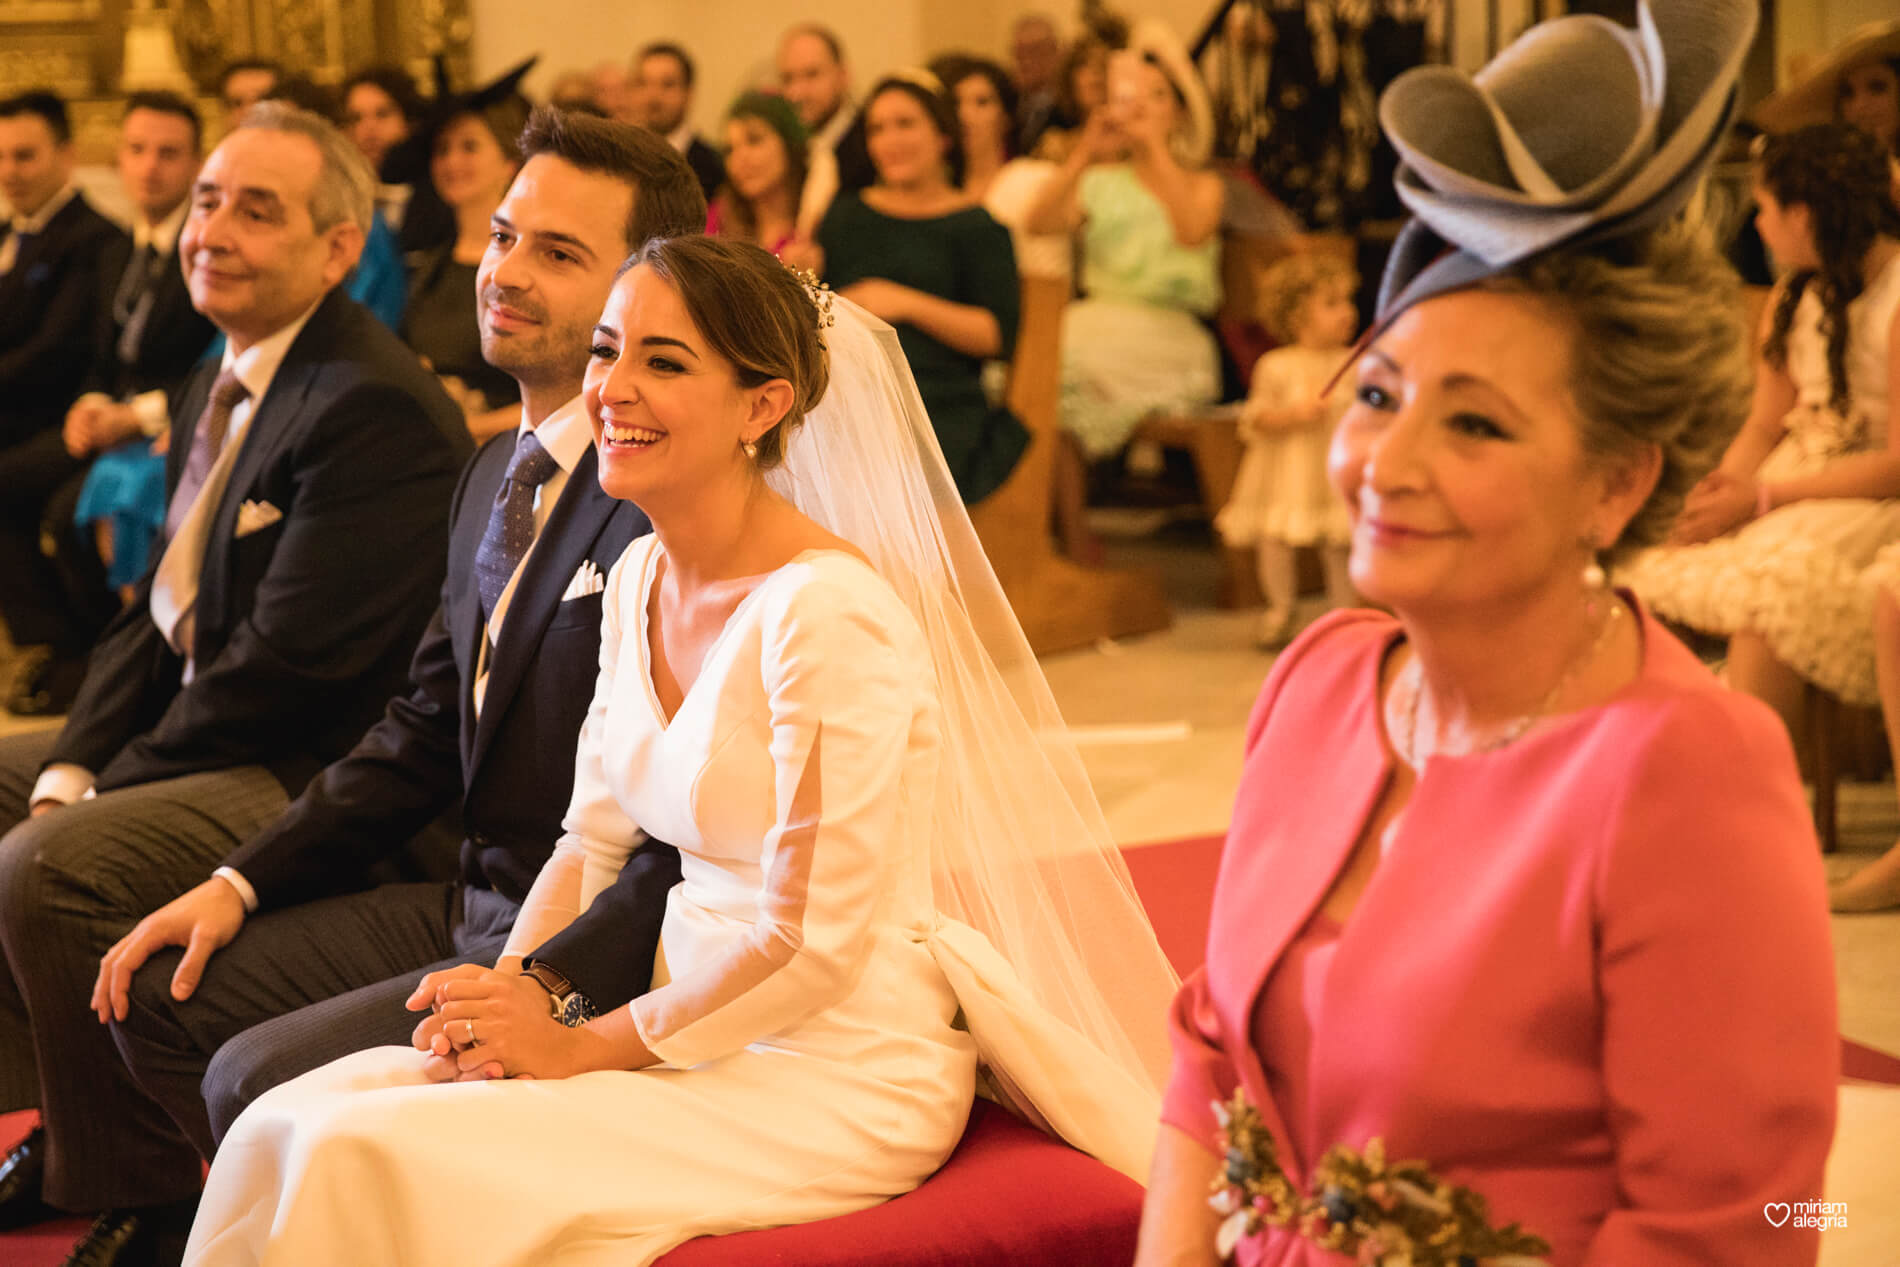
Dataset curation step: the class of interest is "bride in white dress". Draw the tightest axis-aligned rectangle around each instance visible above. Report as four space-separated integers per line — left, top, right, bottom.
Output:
183 237 1179 1266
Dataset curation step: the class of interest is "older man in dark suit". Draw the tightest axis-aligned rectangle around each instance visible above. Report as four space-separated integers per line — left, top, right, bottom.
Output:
0 90 126 682
0 102 469 1264
63 108 704 1267
1 91 219 715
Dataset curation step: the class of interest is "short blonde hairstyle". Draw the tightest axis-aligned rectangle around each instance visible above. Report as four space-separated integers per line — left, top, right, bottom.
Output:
1257 253 1357 345
1493 215 1751 561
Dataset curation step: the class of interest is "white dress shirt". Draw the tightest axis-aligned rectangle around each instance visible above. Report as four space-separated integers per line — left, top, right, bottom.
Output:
472 394 592 718
215 393 592 914
105 200 192 435
31 303 322 812
796 104 857 235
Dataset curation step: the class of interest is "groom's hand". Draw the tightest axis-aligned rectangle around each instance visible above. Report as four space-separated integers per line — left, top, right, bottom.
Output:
432 971 580 1081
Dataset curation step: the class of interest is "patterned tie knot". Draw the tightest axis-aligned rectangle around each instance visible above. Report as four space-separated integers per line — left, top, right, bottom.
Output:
505 430 559 490
209 368 250 412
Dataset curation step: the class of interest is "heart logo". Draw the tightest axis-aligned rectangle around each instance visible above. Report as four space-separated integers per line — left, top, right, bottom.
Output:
1764 1203 1792 1228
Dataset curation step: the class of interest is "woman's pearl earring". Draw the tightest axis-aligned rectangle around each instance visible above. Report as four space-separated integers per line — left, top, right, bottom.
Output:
743 439 759 461
1581 537 1607 590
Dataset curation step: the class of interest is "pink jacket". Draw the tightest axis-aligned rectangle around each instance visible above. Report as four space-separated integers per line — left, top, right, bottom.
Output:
1164 606 1838 1265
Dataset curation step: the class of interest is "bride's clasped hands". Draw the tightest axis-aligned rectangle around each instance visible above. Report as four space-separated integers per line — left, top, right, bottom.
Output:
404 962 655 1082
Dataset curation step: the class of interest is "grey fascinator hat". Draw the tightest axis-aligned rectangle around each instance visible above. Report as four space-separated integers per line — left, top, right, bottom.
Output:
1372 0 1757 326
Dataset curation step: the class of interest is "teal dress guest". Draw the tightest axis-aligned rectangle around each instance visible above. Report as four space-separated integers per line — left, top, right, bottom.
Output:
353 210 407 330
819 191 1026 505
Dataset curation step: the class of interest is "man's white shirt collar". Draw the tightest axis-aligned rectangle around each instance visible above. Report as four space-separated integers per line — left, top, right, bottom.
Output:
520 392 592 473
7 182 78 236
134 199 190 255
222 297 324 408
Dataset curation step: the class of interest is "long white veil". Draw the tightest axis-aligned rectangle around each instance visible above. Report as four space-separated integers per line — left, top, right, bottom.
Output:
764 295 1181 1175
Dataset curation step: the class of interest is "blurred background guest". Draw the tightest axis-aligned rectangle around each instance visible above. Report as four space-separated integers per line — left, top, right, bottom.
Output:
1011 13 1064 155
0 90 124 715
1752 20 1900 185
588 59 637 124
341 67 423 176
216 59 281 126
708 91 817 271
1028 24 1221 557
403 68 531 441
34 95 219 715
1622 125 1900 741
1031 20 1115 163
341 65 431 236
945 56 1071 285
819 73 1025 507
779 23 871 232
632 42 724 203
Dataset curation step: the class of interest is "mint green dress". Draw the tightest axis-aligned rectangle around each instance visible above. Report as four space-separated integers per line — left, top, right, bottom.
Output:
1061 165 1223 458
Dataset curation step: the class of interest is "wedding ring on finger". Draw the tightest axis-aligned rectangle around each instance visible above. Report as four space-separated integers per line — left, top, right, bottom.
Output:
464 1019 478 1046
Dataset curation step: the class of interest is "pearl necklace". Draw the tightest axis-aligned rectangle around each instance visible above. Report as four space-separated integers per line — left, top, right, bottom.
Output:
1387 598 1624 772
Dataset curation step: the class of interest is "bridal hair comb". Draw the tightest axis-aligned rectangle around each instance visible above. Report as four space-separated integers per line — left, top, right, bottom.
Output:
782 262 836 348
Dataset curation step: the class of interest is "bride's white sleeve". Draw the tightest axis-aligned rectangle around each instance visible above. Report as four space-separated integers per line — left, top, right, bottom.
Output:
628 568 916 1068
500 546 650 962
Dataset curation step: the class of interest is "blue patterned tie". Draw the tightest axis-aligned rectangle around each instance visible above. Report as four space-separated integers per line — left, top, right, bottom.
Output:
474 431 559 627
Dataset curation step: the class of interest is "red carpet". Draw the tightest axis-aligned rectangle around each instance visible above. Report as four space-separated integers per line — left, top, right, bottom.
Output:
0 831 1892 1264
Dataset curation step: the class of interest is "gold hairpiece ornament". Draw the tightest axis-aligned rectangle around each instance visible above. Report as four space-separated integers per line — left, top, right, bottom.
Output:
782 261 836 348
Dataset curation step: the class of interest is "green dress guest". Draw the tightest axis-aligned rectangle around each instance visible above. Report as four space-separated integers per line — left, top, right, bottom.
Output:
818 74 1028 506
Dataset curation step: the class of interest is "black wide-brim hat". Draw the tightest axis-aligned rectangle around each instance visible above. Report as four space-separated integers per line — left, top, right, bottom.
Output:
1371 0 1758 328
420 56 538 156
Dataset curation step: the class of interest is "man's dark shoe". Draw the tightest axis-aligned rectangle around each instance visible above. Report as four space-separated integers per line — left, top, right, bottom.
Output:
60 1200 196 1267
4 644 86 716
61 1209 160 1267
0 1124 53 1230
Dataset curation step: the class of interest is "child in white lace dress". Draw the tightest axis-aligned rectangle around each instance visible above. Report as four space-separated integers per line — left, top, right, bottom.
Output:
1215 253 1359 646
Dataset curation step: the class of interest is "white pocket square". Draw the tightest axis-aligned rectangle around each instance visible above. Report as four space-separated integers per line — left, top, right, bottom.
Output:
562 560 605 601
234 499 284 537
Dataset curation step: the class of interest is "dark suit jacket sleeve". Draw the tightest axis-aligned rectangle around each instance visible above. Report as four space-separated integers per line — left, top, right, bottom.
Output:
525 843 683 1011
219 447 485 907
0 215 123 396
89 380 461 788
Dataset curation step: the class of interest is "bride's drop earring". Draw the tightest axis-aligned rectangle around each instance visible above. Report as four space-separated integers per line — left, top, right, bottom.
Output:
1581 535 1607 591
743 439 759 461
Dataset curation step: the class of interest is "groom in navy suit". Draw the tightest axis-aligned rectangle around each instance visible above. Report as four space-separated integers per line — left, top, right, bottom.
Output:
56 109 705 1266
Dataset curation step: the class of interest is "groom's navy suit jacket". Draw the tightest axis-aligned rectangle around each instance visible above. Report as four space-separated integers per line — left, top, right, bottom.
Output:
222 428 681 1010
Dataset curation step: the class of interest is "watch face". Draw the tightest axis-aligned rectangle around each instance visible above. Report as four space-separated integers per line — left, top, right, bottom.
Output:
560 993 599 1028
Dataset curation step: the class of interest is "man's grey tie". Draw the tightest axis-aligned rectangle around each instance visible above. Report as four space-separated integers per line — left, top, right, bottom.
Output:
165 369 250 538
113 243 159 364
474 431 559 626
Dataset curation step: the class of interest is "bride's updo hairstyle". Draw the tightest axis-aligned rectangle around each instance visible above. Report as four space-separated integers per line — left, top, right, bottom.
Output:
1484 216 1753 562
626 235 832 470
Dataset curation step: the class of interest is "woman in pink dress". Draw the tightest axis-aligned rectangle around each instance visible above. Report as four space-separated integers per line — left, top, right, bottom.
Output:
1136 3 1839 1264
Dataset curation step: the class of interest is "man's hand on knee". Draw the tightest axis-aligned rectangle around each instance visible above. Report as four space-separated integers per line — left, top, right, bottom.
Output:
92 876 248 1023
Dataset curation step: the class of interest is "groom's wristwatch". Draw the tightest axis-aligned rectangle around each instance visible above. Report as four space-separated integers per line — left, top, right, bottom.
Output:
519 960 599 1028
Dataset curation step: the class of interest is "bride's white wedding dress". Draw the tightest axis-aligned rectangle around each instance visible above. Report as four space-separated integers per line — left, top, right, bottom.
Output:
187 539 1054 1266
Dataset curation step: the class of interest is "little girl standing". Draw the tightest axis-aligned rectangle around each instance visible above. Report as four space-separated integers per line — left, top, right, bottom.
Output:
1216 253 1360 647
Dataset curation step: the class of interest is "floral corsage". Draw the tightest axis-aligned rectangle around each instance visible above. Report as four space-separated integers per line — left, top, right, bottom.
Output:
1210 1089 1551 1266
